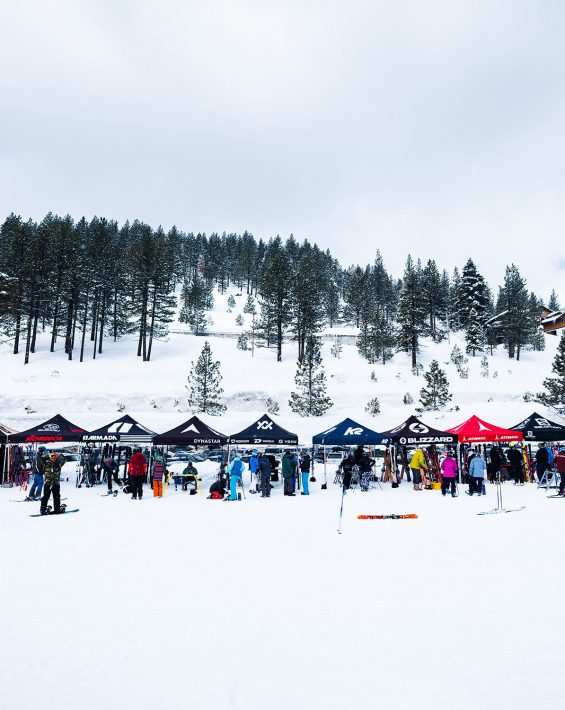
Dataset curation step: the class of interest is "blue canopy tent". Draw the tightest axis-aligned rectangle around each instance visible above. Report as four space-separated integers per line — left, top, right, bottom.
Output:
312 418 389 489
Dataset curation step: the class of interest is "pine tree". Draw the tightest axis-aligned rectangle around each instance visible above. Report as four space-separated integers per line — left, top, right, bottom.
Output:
422 259 447 341
496 264 531 360
540 332 565 406
186 341 226 415
396 256 428 368
548 289 560 311
331 339 343 358
457 259 490 329
258 247 293 362
265 396 280 415
227 294 236 311
480 356 489 378
288 336 333 416
465 306 486 356
365 397 381 416
243 294 256 315
419 360 452 410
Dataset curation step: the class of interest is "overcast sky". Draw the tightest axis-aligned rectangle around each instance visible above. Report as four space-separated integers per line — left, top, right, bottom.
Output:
1 1 564 299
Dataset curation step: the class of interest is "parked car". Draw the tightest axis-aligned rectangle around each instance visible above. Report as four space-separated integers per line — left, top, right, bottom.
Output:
169 452 205 463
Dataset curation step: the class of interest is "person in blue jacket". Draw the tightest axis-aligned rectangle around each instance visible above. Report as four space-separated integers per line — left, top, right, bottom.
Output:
227 455 245 501
467 450 486 495
249 450 260 492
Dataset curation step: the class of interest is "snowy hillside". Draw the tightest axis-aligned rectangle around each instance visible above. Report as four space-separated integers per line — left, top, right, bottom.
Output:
0 287 562 434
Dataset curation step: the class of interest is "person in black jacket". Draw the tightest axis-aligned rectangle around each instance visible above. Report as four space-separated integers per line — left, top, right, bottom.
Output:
259 453 272 498
507 444 524 484
340 453 355 489
489 445 503 482
535 444 550 483
299 451 311 495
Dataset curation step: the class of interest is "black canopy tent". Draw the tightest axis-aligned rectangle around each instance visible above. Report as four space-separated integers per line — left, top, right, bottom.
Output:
229 414 298 446
510 412 565 442
381 415 457 445
154 415 228 446
312 418 389 489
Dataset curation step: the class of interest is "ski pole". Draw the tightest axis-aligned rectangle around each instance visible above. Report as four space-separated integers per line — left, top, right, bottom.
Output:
337 483 346 534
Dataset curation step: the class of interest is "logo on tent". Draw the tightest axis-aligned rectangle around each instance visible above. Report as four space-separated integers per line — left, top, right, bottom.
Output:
389 423 407 434
181 424 200 434
534 418 551 428
409 423 429 434
39 424 60 432
344 427 363 436
108 422 133 434
257 420 273 431
478 422 491 432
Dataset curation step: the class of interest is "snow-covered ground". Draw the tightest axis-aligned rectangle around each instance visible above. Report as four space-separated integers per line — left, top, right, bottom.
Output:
1 471 564 710
0 286 563 437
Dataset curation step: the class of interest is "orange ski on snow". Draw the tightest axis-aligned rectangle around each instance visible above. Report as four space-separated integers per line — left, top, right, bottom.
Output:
357 514 418 520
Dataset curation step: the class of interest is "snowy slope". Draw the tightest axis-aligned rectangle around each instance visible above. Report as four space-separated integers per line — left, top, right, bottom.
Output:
0 286 562 435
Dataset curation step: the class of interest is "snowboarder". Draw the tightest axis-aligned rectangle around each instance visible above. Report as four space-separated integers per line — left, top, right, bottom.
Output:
467 450 486 495
507 443 524 485
282 450 297 496
28 446 48 500
409 448 427 491
440 450 458 497
152 452 166 497
128 447 147 500
227 455 245 500
299 451 311 495
259 452 271 497
40 452 66 515
535 444 550 483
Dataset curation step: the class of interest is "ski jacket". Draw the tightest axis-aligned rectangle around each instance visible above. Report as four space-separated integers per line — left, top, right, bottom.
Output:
359 454 374 472
249 455 260 474
153 459 166 481
182 463 198 477
341 456 355 473
227 458 244 477
441 456 458 478
128 452 147 477
547 447 555 465
468 456 486 478
507 448 523 470
281 453 297 478
43 455 66 485
490 447 502 470
535 447 549 470
299 454 311 472
554 453 565 474
259 457 271 476
409 449 427 471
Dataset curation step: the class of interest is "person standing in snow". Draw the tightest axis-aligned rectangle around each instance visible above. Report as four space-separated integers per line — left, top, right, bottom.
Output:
259 452 272 498
467 450 486 495
299 451 311 495
128 447 147 500
489 445 503 483
555 447 565 495
507 443 524 485
102 455 121 494
40 452 66 515
409 448 427 491
152 452 166 497
535 444 550 483
249 450 260 492
440 450 458 497
28 446 48 500
282 450 297 496
227 455 245 500
358 449 375 491
340 452 355 490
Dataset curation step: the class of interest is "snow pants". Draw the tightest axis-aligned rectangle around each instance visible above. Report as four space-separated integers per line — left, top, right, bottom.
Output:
131 477 143 499
283 476 295 495
301 471 309 495
229 474 241 501
29 473 44 499
512 465 524 484
153 480 163 497
40 482 61 514
469 476 483 495
260 471 271 497
410 468 422 485
441 478 456 496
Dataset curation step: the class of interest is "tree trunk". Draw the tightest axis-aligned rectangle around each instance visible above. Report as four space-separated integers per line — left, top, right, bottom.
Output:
30 309 39 353
147 283 158 362
98 293 106 354
80 286 90 362
65 296 74 360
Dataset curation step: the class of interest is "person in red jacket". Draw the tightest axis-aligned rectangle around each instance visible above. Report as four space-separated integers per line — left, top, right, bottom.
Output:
556 447 565 496
128 447 147 500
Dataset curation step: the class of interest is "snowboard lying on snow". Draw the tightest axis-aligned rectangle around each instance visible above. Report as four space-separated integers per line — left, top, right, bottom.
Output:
30 508 79 518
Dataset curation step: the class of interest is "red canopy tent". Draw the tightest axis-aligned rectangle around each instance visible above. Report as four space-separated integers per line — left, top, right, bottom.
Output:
446 415 523 444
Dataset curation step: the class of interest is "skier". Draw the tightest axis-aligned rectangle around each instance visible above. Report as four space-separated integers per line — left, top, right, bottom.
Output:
340 452 355 489
152 452 166 497
299 450 311 495
40 452 66 515
249 450 260 492
556 447 565 495
181 461 198 491
101 455 121 494
507 443 524 485
467 449 486 495
409 448 427 491
259 452 271 498
282 450 297 496
128 447 147 500
226 455 245 501
440 450 458 497
28 446 48 500
535 443 549 483
489 445 503 482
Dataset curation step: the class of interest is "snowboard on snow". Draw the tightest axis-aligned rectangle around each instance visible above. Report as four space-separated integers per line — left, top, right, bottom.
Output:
100 491 119 497
11 497 67 503
30 508 79 518
358 514 418 520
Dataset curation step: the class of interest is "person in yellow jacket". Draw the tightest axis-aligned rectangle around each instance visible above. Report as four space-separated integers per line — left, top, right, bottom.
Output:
409 448 428 491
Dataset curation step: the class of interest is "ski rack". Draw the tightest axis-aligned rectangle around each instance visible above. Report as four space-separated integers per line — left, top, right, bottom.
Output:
478 472 526 515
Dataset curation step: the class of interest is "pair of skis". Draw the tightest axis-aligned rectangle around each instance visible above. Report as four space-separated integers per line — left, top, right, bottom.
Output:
358 514 418 520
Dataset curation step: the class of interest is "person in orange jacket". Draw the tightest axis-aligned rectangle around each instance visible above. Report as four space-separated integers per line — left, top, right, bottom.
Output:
128 447 147 500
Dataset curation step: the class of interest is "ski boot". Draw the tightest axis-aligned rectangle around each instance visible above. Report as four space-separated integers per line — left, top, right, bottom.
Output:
40 505 53 516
